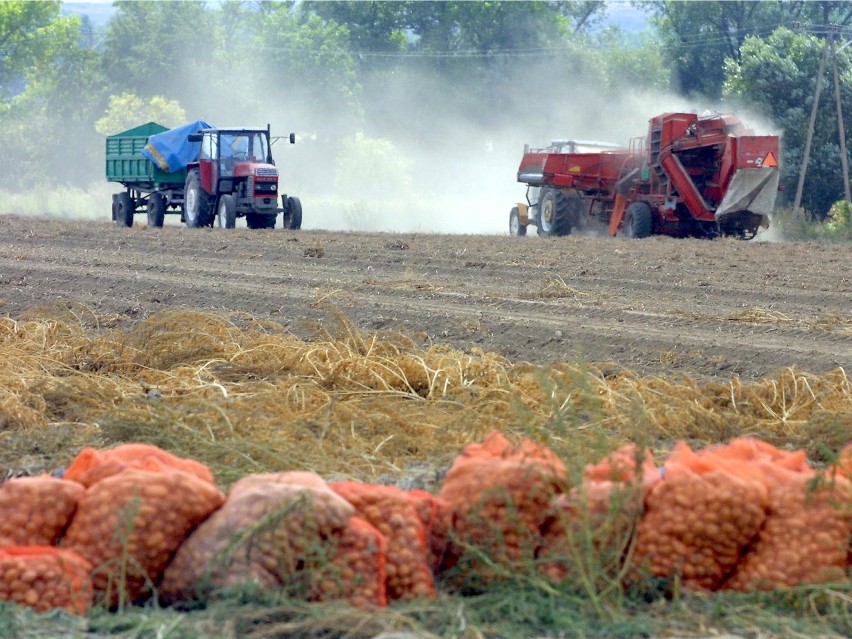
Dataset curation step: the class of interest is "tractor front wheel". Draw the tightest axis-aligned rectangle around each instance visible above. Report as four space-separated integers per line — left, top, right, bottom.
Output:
623 202 653 238
216 195 236 229
509 206 527 236
115 192 134 228
183 170 208 228
282 196 302 230
147 192 166 228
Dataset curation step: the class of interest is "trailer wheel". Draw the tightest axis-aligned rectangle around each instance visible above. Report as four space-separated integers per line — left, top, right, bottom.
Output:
216 195 236 229
282 196 302 230
509 206 527 236
623 202 653 238
183 170 206 228
147 193 166 228
115 192 134 228
537 189 572 236
246 213 276 229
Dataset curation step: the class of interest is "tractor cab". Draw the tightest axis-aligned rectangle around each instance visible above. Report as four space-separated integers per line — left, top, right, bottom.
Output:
184 125 300 229
189 127 279 208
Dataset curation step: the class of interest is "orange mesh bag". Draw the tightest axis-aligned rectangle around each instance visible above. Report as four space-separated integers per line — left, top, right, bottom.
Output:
310 516 388 608
0 546 92 615
724 460 851 591
331 481 436 600
0 476 84 547
437 431 567 589
539 445 659 584
408 488 452 574
832 444 852 480
160 471 354 602
703 437 809 471
630 441 769 592
63 444 215 487
62 460 225 607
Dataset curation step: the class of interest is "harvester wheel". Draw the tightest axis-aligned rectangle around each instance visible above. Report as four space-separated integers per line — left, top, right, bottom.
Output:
537 189 572 236
623 202 653 238
282 196 302 230
147 193 166 228
216 195 236 229
246 213 276 229
183 170 206 228
115 192 134 228
509 207 527 236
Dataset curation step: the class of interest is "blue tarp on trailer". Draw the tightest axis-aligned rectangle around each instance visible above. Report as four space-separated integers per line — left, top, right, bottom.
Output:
141 120 215 173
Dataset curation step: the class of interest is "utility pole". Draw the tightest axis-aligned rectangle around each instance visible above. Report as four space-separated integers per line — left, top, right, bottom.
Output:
830 31 851 201
794 41 829 211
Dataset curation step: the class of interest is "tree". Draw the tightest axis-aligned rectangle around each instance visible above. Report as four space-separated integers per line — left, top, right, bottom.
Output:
101 1 218 100
95 93 187 136
724 27 852 217
0 1 81 101
641 1 852 99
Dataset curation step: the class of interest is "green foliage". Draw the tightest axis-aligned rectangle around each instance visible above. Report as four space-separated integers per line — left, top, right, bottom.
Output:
771 204 852 243
0 1 81 101
643 0 852 100
724 28 852 217
95 93 187 136
101 1 218 101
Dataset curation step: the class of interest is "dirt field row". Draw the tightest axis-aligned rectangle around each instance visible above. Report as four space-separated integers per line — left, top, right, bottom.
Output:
1 214 850 381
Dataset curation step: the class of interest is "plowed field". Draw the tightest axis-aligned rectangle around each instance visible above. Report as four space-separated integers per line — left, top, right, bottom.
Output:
1 214 849 381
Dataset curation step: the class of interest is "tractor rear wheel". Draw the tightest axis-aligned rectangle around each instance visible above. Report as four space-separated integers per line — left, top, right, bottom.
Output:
183 170 208 228
216 195 236 229
147 192 166 228
537 189 572 236
509 206 527 236
246 212 276 229
282 196 302 230
623 202 653 238
115 192 134 228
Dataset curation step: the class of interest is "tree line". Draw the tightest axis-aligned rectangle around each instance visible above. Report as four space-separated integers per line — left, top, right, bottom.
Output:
2 0 852 218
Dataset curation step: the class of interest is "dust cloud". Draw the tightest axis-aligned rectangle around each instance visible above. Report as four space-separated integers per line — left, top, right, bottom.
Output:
18 29 777 237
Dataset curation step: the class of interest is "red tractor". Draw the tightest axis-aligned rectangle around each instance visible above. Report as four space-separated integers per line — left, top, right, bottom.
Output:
184 125 302 229
512 112 780 239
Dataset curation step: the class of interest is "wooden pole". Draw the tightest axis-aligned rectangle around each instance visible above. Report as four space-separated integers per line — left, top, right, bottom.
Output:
794 42 830 211
830 35 851 201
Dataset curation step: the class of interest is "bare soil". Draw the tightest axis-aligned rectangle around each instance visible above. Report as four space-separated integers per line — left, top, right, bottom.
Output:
1 214 850 381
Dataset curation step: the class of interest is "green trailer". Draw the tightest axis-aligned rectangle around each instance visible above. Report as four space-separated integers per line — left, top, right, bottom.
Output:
105 122 187 228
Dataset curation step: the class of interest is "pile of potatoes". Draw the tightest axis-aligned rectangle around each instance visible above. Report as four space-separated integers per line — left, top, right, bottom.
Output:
0 435 850 617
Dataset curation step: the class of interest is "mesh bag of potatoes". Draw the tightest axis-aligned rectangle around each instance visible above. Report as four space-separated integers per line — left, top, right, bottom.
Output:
437 431 567 590
331 481 436 601
407 488 452 575
0 546 92 615
0 476 84 547
309 515 388 608
539 445 658 584
833 443 852 480
723 458 851 590
63 443 215 488
62 458 225 607
160 471 354 603
630 441 769 592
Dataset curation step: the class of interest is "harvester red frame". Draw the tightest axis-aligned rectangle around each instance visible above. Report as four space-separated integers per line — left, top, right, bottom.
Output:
512 112 780 239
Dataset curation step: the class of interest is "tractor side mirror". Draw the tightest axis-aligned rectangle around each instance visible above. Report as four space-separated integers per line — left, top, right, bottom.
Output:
188 133 202 142
289 133 296 144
